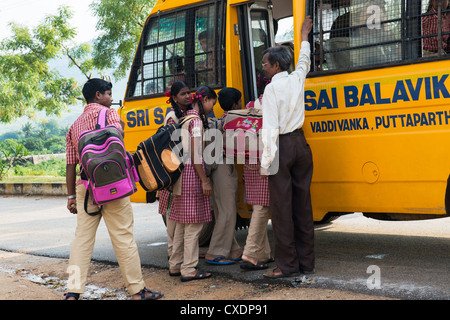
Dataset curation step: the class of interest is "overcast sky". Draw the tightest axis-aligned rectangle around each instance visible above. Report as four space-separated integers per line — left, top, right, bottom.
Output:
0 0 98 43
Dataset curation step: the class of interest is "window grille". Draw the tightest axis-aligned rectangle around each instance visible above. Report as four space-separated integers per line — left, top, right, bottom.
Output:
126 0 226 99
311 0 450 73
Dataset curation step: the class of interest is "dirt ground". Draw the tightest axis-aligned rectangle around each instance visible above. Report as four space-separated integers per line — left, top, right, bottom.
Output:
0 250 394 301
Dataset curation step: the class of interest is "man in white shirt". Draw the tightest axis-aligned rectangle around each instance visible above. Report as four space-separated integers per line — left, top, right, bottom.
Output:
261 16 315 278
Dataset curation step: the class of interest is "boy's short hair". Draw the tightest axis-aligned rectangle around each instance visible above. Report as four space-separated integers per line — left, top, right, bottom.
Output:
218 87 242 111
82 78 113 103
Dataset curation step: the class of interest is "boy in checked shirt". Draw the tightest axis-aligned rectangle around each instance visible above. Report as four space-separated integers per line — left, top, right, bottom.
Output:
64 78 163 300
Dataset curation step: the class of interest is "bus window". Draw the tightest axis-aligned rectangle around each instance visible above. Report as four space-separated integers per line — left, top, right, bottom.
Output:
251 11 270 78
313 0 402 71
193 2 226 88
195 5 218 87
274 16 296 72
126 1 225 99
422 0 450 57
127 12 186 97
251 10 273 96
275 16 294 43
312 0 450 73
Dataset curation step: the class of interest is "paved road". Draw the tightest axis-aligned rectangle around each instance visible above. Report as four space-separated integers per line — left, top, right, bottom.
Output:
0 195 448 299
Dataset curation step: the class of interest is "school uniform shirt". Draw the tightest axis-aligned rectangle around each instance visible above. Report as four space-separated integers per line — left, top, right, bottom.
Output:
260 41 311 170
168 109 212 224
66 103 122 165
244 99 270 207
158 107 187 215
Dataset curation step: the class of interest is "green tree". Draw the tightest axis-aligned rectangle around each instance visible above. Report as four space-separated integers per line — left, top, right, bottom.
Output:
38 125 50 141
0 131 21 141
22 122 34 138
0 6 83 124
44 136 66 154
90 0 157 79
21 137 44 154
43 119 61 137
0 140 29 180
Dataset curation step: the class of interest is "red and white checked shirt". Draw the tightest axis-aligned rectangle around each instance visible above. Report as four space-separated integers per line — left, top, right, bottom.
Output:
66 104 122 165
422 8 450 52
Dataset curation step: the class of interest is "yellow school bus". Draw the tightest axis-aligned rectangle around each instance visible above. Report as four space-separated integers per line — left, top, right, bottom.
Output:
119 0 450 233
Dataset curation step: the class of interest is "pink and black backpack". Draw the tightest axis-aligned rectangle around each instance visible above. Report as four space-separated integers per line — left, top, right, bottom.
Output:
78 108 138 215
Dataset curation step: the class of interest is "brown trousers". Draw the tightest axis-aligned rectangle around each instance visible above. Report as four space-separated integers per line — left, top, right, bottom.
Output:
268 130 315 274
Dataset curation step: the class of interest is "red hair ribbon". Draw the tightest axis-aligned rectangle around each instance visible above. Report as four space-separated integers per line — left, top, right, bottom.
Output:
191 90 205 102
257 73 271 88
164 90 171 104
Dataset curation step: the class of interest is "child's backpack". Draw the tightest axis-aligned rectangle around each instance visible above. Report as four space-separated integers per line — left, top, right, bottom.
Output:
223 108 263 161
78 108 139 215
132 115 199 194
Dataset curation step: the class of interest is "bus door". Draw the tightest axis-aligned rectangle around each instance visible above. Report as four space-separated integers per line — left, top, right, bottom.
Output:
236 1 275 105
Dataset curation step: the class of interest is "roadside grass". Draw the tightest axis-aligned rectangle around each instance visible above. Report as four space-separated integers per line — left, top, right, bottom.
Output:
1 176 66 183
1 158 66 184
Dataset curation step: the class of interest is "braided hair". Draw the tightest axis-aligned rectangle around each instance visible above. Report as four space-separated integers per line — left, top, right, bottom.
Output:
168 81 192 118
192 86 217 129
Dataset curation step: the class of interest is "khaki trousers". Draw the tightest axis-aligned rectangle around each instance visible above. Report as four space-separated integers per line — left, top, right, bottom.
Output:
166 216 176 257
207 164 241 257
169 222 203 276
67 184 145 295
243 205 271 260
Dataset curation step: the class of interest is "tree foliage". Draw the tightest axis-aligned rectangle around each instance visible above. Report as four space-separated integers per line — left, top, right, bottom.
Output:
0 6 82 124
0 140 30 180
0 1 158 125
90 0 157 79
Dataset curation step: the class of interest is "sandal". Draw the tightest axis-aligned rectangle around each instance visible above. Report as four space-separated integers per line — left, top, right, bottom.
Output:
64 292 80 300
240 261 268 270
180 270 212 282
232 254 243 262
133 287 163 300
205 257 236 265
